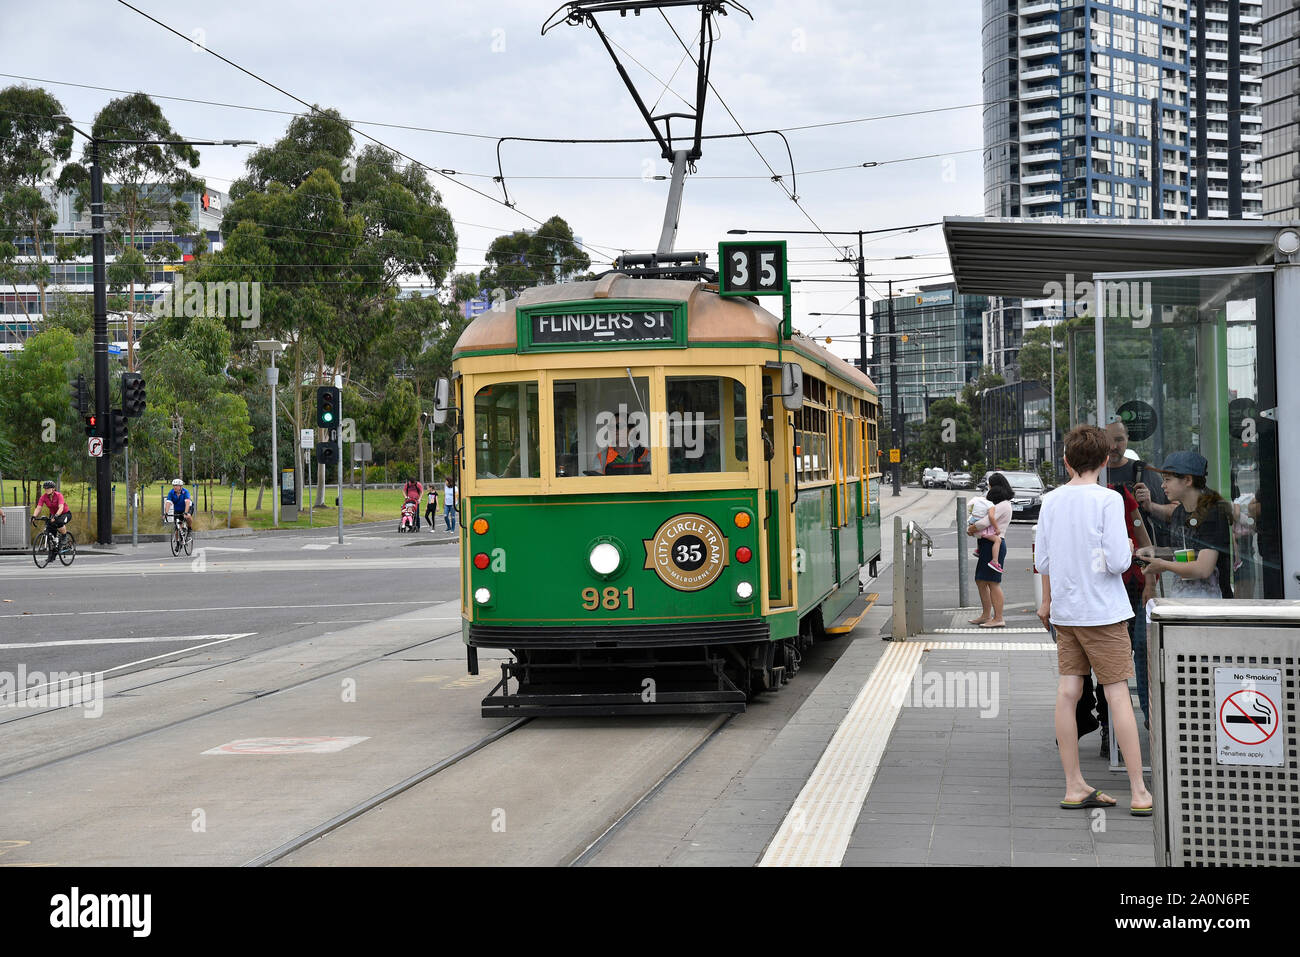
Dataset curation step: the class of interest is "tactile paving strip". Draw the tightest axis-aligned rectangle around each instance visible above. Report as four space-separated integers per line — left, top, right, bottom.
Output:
759 637 1051 867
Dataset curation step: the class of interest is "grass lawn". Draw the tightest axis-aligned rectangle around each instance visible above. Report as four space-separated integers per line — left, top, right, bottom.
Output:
1 480 431 538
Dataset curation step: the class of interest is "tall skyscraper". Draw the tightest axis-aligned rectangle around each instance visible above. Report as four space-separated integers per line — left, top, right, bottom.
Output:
1260 0 1299 218
983 0 1264 222
979 0 1270 375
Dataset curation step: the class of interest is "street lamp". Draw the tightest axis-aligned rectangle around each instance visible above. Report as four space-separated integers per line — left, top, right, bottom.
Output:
255 340 286 527
55 115 254 545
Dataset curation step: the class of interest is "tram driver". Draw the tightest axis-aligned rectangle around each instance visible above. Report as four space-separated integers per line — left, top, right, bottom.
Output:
592 408 650 475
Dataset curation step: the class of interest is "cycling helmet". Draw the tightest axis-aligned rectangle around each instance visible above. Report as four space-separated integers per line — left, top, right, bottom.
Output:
42 480 56 489
172 479 184 486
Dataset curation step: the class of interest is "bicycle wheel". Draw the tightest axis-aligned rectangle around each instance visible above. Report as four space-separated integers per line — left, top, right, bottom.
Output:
170 528 181 557
58 533 77 566
32 533 52 569
183 528 194 556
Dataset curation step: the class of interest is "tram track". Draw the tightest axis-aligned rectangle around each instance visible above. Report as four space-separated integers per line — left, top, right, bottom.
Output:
568 712 734 866
245 716 532 867
0 626 465 786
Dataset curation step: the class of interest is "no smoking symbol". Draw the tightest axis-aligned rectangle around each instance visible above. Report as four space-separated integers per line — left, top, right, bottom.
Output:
1219 689 1278 746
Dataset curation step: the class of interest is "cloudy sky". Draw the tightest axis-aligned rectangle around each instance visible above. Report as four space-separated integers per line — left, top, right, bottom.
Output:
7 0 985 361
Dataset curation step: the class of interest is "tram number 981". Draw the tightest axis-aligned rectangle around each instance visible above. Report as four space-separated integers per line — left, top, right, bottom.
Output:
581 586 635 611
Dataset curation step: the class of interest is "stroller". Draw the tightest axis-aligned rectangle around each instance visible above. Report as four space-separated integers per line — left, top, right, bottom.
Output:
399 500 418 533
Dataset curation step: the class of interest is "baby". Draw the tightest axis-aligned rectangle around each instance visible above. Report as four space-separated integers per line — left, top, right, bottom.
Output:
967 494 1004 573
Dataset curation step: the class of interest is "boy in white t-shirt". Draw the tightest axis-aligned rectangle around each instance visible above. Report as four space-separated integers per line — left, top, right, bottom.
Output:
1037 424 1152 817
966 494 1004 573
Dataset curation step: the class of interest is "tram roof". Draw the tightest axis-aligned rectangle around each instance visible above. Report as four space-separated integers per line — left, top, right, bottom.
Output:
452 275 877 395
942 216 1296 298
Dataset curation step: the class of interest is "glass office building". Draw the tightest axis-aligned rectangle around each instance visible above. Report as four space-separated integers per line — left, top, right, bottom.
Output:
0 184 228 349
868 284 987 443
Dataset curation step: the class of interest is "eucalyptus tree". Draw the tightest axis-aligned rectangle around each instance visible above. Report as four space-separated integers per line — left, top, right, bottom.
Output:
65 93 203 372
0 85 75 324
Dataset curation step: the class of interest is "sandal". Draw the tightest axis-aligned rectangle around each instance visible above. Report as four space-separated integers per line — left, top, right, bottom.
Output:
1060 789 1116 810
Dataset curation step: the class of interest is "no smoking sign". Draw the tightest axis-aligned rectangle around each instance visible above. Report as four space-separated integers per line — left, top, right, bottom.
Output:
1215 668 1283 767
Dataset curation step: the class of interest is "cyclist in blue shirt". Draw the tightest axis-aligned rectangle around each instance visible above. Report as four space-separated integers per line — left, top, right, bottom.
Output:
167 479 194 532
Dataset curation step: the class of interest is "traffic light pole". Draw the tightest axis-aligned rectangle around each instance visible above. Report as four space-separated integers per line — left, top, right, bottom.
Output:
90 140 113 545
336 380 344 546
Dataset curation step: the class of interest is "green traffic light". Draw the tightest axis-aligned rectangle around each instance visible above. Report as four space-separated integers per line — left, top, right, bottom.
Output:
323 412 334 423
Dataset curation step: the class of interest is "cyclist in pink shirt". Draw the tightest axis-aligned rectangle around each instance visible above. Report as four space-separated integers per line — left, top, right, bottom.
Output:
33 480 72 553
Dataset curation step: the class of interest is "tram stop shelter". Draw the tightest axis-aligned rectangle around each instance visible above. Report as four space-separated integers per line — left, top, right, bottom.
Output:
943 217 1300 601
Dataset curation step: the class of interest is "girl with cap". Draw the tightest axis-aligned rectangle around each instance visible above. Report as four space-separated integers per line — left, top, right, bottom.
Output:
1135 451 1233 600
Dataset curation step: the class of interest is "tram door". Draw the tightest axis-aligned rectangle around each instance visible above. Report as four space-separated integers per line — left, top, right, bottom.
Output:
763 370 794 610
833 405 852 582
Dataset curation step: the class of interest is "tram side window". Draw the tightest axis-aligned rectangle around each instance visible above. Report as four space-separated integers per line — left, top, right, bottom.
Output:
554 376 652 478
475 382 540 479
666 376 748 474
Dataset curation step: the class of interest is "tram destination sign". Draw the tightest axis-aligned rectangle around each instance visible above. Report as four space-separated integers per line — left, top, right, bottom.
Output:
518 301 686 352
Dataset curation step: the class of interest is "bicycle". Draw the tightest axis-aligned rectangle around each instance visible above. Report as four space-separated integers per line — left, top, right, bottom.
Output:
31 517 76 568
170 513 194 557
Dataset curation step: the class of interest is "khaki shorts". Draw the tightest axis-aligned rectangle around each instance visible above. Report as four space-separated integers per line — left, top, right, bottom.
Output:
1055 621 1134 686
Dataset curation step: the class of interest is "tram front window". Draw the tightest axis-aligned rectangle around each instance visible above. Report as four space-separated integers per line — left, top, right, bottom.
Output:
554 376 651 478
474 381 540 479
667 376 747 474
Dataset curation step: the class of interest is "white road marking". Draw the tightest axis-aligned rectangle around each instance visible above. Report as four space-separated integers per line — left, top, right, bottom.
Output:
0 556 457 581
301 543 333 550
0 600 453 619
10 633 261 697
0 633 257 650
191 547 254 553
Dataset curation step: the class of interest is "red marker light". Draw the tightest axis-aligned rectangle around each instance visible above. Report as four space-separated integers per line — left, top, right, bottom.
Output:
473 553 490 570
736 547 752 564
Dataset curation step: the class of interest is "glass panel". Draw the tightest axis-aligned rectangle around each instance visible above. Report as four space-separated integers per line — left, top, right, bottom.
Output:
666 376 747 474
554 375 651 478
474 381 539 479
1097 269 1281 599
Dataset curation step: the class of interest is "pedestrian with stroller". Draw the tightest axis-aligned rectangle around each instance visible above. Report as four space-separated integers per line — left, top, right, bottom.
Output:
403 477 423 531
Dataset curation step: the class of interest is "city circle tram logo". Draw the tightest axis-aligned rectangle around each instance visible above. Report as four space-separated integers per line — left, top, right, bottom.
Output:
643 514 729 591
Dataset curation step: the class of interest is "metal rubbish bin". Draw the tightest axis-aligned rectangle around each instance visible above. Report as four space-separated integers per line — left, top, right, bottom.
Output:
1149 598 1300 866
1 506 31 551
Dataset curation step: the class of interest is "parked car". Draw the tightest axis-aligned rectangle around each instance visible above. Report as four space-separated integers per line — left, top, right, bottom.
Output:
992 470 1046 521
946 471 973 490
922 467 949 489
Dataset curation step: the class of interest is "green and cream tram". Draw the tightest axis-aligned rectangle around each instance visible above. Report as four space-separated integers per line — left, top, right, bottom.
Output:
443 271 881 715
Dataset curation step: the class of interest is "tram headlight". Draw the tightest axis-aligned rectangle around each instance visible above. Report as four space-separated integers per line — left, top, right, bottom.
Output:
736 581 754 601
474 587 492 605
589 542 621 576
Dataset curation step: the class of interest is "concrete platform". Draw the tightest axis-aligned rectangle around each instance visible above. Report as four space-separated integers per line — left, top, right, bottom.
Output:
674 486 1155 867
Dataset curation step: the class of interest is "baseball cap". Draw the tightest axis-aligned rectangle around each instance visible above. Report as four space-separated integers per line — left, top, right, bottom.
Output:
1155 451 1207 477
